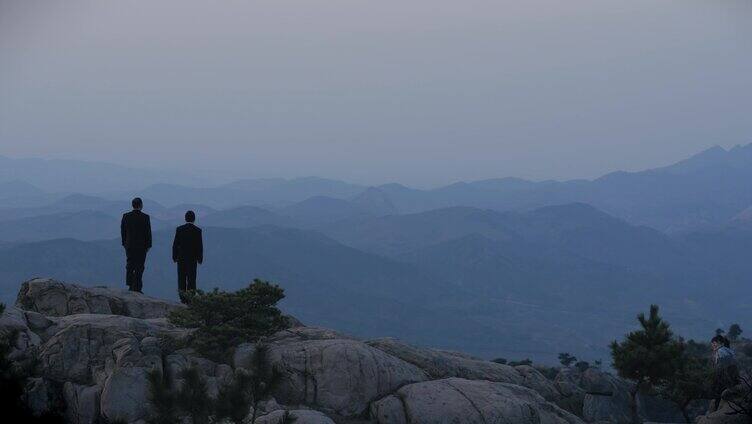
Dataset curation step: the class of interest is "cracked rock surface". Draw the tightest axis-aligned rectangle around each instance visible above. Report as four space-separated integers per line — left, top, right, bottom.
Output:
370 377 582 424
3 278 712 423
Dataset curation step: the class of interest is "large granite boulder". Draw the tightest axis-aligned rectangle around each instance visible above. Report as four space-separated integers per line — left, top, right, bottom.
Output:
696 403 751 424
0 305 42 359
553 368 587 415
370 377 584 424
265 327 428 417
100 366 151 423
37 314 180 385
367 337 524 384
63 382 101 424
2 279 606 423
16 278 183 319
515 364 562 402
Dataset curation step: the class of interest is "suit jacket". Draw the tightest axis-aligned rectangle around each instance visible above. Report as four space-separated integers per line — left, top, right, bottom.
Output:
172 223 203 263
121 210 152 250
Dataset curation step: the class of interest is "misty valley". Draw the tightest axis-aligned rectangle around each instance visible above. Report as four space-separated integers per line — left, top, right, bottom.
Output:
1 144 751 366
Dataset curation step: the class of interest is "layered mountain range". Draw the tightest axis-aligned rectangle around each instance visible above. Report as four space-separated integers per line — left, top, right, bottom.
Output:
0 144 751 363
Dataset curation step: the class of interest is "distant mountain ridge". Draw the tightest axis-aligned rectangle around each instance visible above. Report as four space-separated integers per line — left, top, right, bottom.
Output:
3 143 751 231
1 201 748 362
370 143 752 232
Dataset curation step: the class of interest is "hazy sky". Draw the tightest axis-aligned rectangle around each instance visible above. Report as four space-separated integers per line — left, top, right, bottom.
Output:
1 0 751 186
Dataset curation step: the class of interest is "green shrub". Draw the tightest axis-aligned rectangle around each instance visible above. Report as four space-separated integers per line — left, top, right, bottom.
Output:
146 367 178 424
147 343 281 424
537 365 560 380
558 352 577 367
509 358 533 366
729 324 743 341
611 305 684 423
176 367 212 424
214 368 254 424
169 279 286 362
574 361 590 373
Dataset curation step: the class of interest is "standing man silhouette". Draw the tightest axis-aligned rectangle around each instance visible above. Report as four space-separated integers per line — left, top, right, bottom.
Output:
172 210 203 296
121 197 152 293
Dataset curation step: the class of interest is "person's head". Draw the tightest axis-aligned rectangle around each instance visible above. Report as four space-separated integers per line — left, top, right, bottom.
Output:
132 197 143 210
185 210 196 223
711 335 729 350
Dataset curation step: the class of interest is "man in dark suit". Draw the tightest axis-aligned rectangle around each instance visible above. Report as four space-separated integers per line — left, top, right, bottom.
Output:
172 210 203 294
121 197 152 293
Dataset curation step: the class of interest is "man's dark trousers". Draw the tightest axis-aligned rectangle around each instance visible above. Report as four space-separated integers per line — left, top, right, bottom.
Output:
126 248 147 292
177 260 198 291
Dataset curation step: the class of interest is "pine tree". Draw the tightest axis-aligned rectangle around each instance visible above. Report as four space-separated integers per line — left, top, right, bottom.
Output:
176 366 212 424
558 352 577 368
611 305 684 424
214 369 254 424
659 353 713 423
169 280 286 362
146 343 281 424
574 361 590 373
729 324 743 341
146 368 178 424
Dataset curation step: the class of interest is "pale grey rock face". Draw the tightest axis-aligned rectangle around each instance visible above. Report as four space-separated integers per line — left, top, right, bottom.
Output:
578 368 633 395
697 402 751 424
553 369 586 416
269 326 355 343
557 367 638 421
100 367 150 423
367 337 523 385
38 314 179 384
265 327 428 417
0 305 41 359
370 378 584 424
64 382 101 424
254 409 336 424
16 278 183 319
369 394 407 424
514 365 561 402
5 279 671 424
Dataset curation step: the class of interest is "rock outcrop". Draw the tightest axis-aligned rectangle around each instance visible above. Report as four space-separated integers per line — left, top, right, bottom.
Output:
370 378 582 424
1 278 722 423
366 337 524 384
17 278 184 319
264 328 429 417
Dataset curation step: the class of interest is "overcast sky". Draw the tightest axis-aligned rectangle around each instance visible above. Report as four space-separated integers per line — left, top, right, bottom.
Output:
1 0 751 187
